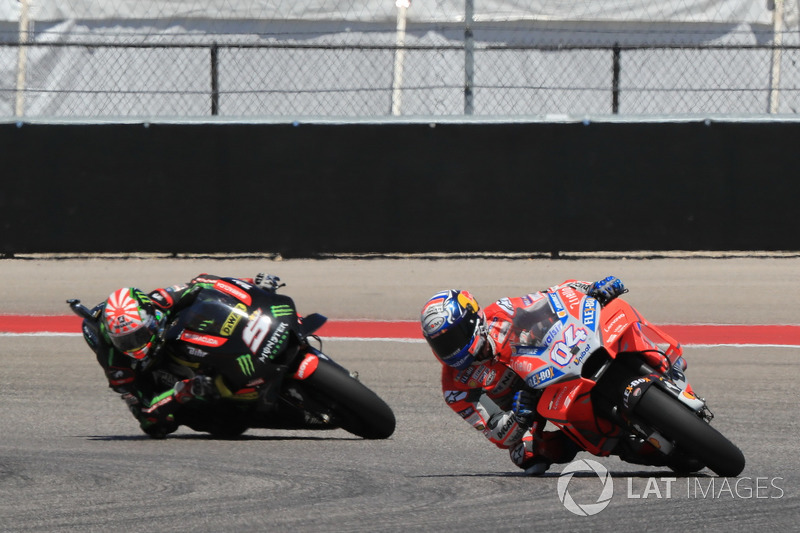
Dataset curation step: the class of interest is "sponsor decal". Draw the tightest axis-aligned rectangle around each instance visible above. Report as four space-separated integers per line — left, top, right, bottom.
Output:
457 291 479 313
582 298 598 331
230 278 253 290
180 330 228 347
495 414 516 440
445 390 468 404
543 321 565 347
473 365 489 384
497 298 515 315
150 288 174 308
271 304 295 318
196 319 215 332
604 311 627 333
547 292 568 320
549 387 569 411
525 365 560 388
236 354 256 376
221 303 248 337
213 280 252 305
293 354 319 379
457 365 477 384
142 393 174 414
457 407 475 419
258 321 289 362
420 294 446 334
562 288 583 313
524 293 545 305
422 315 445 335
185 346 208 358
575 343 592 365
514 345 549 357
622 377 651 408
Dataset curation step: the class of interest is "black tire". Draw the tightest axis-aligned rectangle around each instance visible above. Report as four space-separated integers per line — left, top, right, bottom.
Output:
634 386 745 477
300 358 396 439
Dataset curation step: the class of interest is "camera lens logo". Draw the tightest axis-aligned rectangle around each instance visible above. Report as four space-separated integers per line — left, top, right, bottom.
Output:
557 459 614 516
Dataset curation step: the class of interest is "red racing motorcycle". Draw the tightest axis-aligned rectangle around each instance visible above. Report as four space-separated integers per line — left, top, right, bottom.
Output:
502 284 745 476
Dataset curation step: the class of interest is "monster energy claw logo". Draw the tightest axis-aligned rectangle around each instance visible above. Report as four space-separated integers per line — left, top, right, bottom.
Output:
271 304 294 317
236 354 255 376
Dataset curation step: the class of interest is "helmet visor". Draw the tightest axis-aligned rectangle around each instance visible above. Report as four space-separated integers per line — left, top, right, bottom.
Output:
427 313 480 366
109 315 157 356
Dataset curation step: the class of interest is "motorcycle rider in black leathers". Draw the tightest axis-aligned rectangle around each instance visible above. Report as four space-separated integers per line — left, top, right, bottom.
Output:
74 272 279 438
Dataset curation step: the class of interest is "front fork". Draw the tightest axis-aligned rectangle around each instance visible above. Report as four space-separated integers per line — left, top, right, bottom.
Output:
622 368 714 455
595 353 713 454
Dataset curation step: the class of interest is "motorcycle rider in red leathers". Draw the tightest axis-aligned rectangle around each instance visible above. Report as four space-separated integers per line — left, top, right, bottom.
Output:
421 276 636 475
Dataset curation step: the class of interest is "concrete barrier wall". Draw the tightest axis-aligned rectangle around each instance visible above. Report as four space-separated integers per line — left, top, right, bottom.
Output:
1 120 797 256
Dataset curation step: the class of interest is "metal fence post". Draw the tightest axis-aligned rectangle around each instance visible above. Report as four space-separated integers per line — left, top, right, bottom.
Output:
210 42 219 116
15 0 31 118
612 43 621 114
768 0 785 113
464 0 475 115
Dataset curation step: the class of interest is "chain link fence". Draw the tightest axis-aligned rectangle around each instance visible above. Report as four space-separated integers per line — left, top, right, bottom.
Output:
2 1 799 118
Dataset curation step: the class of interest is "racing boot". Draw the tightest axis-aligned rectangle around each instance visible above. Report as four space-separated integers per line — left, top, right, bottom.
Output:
512 432 579 476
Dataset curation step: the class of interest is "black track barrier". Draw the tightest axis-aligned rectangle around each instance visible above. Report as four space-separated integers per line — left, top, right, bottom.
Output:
1 120 797 256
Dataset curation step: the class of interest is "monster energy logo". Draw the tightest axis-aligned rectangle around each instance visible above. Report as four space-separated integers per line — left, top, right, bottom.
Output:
133 289 152 304
271 304 294 317
236 354 255 376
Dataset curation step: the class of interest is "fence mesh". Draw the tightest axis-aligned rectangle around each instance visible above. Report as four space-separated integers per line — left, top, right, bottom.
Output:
2 1 799 118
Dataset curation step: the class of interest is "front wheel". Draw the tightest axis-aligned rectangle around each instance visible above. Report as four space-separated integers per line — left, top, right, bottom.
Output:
295 358 396 439
634 386 745 477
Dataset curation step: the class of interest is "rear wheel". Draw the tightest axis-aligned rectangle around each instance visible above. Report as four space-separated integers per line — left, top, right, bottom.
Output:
295 358 396 439
634 386 745 477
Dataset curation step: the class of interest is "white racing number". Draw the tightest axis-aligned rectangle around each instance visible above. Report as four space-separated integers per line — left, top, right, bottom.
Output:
550 324 588 366
242 313 272 353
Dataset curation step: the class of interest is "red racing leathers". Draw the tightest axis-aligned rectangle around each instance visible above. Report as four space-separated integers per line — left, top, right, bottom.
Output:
439 281 592 470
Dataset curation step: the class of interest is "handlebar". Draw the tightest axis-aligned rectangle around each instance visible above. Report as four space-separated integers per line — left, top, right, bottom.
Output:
66 299 95 320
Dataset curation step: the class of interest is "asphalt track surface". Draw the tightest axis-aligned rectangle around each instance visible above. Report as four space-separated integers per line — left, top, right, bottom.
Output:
1 256 798 532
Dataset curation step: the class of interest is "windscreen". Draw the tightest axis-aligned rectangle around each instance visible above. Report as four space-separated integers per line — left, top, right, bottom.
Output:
510 298 560 347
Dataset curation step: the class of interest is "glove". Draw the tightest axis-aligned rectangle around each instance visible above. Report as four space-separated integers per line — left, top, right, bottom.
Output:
255 273 285 292
588 276 628 306
512 390 538 427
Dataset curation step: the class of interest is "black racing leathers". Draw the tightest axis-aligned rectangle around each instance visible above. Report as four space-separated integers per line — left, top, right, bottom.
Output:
79 274 221 437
